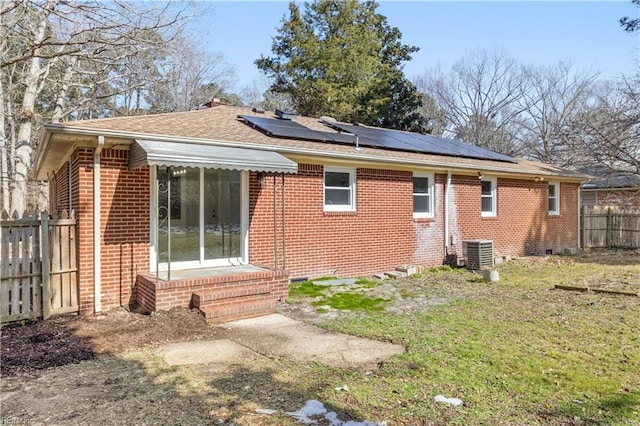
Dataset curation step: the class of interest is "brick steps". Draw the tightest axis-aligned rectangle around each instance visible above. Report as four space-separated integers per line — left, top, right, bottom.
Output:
191 285 278 324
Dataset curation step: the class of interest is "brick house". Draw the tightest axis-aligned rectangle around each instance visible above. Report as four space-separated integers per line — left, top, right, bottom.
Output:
33 105 587 322
581 174 640 209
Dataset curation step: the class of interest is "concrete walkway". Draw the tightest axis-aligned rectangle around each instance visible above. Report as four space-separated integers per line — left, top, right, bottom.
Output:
158 314 404 369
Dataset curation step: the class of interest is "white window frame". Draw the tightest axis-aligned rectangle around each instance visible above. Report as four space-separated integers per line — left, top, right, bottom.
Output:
323 166 356 212
548 181 560 215
413 172 435 218
481 177 497 217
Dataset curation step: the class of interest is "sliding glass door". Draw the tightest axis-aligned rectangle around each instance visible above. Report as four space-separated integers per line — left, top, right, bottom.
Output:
155 166 245 273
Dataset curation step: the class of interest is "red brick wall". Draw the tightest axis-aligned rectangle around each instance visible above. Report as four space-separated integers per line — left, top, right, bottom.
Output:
74 148 95 314
51 148 150 314
49 161 71 214
250 167 580 279
591 189 640 209
249 165 446 279
451 176 579 257
49 153 580 313
100 149 150 309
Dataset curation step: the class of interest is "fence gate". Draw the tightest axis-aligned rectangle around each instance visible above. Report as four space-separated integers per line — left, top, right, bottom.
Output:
1 210 78 323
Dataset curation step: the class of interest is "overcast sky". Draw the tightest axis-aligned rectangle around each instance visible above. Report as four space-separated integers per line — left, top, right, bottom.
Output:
189 1 640 92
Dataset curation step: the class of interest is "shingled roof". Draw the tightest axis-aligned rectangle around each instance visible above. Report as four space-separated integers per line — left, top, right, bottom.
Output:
35 104 588 182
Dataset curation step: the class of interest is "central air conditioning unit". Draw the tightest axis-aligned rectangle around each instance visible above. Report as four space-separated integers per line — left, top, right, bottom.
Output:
463 240 494 270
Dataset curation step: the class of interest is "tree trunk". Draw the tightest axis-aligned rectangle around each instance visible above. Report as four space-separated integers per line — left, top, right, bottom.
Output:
1 10 10 212
10 0 59 214
52 57 77 124
0 69 9 212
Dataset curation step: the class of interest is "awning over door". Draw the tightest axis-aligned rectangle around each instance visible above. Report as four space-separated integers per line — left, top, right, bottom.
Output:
129 139 298 174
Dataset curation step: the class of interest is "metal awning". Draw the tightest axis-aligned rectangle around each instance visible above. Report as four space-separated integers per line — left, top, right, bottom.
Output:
129 139 298 174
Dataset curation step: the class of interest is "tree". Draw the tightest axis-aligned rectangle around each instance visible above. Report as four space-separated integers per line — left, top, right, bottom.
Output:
620 0 640 32
1 0 187 214
516 62 598 166
411 89 448 136
255 0 425 131
565 76 640 176
418 50 532 155
145 35 235 113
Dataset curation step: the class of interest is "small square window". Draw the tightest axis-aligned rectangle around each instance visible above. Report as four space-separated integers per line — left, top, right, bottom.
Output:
324 167 356 211
548 182 560 215
413 173 434 218
481 177 497 217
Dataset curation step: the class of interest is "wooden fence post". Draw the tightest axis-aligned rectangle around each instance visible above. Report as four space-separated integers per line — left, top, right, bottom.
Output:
581 206 585 250
606 207 612 249
41 211 51 319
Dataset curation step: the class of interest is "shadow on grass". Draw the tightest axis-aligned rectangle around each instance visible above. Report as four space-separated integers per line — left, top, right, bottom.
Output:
573 249 640 266
207 365 369 424
1 354 222 424
538 391 640 425
1 314 374 425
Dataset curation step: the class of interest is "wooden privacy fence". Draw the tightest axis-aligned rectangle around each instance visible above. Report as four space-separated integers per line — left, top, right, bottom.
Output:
582 206 640 249
1 210 78 323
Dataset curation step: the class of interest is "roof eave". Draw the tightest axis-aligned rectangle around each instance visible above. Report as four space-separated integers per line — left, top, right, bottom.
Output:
37 124 590 182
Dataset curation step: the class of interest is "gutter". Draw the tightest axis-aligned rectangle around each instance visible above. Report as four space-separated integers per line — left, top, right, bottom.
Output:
94 135 104 313
33 130 53 179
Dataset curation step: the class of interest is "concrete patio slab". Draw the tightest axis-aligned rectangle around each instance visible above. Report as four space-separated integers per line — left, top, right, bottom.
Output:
158 339 256 366
156 314 404 369
222 314 404 368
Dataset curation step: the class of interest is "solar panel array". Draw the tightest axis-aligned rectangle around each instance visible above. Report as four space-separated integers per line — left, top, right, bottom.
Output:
239 114 516 163
240 115 354 144
326 122 516 163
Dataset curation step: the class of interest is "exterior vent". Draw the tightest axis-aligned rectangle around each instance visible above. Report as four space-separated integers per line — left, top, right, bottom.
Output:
275 109 297 120
462 240 494 270
319 115 336 124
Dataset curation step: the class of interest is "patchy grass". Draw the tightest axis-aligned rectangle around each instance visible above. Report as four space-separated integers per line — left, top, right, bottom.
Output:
289 277 387 313
288 279 331 299
354 278 383 289
311 254 640 425
312 293 390 312
2 252 639 425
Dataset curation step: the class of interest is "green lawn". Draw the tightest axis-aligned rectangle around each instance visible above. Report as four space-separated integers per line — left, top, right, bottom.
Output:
287 254 640 425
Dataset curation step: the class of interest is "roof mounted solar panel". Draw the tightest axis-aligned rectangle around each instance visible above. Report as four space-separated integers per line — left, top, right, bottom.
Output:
240 113 516 163
325 122 516 163
239 115 357 144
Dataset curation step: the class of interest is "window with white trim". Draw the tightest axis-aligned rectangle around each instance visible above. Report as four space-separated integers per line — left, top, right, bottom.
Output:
324 167 356 211
481 177 497 217
548 181 560 215
413 172 434 218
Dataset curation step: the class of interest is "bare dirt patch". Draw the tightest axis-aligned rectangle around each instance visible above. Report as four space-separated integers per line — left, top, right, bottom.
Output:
1 307 223 379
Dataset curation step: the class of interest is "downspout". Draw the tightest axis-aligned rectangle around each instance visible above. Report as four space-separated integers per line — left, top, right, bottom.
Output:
281 174 286 269
68 161 72 212
273 175 277 270
94 135 104 313
577 183 582 251
444 171 452 257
